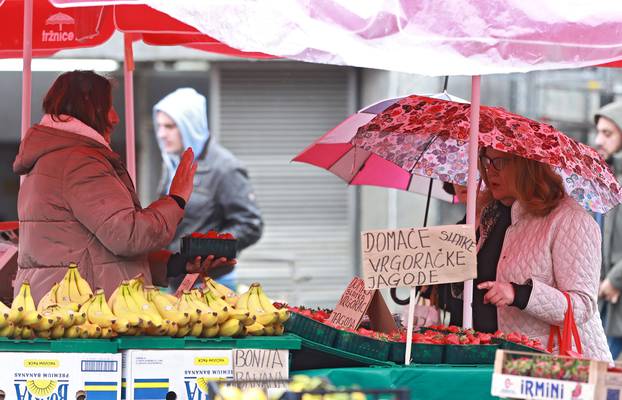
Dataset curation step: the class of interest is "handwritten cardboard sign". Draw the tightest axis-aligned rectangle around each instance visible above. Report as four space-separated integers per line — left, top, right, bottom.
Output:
233 349 288 389
361 224 477 290
327 277 375 329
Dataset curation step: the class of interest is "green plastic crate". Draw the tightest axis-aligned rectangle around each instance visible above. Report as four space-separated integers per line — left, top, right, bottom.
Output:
492 338 545 354
294 336 394 368
334 330 391 362
0 337 117 353
284 312 338 346
390 342 444 364
443 344 499 364
115 334 301 350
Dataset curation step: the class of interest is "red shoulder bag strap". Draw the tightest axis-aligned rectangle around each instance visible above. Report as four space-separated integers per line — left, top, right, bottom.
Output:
547 292 583 357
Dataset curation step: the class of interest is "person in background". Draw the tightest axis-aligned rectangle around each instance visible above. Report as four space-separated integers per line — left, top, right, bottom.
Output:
475 146 611 361
13 71 215 302
154 88 264 290
594 101 622 359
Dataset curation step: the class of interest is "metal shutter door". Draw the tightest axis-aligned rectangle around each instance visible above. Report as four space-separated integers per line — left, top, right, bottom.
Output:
211 62 357 307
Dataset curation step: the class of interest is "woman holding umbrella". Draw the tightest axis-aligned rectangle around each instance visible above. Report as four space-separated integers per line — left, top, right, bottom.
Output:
476 146 612 361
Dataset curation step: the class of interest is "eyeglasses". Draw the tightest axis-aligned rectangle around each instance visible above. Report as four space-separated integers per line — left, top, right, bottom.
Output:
479 155 513 171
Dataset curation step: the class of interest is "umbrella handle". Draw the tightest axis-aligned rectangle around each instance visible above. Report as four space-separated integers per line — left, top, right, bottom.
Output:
390 288 410 305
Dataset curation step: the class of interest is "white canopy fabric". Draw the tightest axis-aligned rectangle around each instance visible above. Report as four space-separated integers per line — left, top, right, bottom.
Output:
143 0 622 76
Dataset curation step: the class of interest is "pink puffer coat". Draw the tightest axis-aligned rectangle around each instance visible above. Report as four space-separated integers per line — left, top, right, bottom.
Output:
13 117 184 303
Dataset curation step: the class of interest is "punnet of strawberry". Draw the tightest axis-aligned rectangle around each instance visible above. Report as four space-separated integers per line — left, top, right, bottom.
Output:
426 324 545 351
189 231 235 240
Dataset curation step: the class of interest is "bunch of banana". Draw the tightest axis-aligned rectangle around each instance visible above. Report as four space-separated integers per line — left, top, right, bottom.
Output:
144 286 191 337
204 277 239 306
236 283 288 336
55 263 93 307
108 281 151 335
202 288 255 337
177 290 220 337
76 289 122 338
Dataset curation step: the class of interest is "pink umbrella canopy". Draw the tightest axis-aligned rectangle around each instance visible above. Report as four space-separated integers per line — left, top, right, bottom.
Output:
293 92 470 202
352 95 622 213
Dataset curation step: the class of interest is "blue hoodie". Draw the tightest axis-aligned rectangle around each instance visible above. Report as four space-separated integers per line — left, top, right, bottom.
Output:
153 88 210 191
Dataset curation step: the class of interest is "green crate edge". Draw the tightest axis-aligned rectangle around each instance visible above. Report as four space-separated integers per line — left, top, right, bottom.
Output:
284 313 338 346
333 330 391 362
0 337 117 353
491 338 545 354
389 342 445 364
295 335 395 367
443 344 499 364
115 334 301 350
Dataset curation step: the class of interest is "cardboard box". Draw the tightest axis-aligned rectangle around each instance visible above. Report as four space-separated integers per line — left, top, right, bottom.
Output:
122 350 234 400
0 352 121 400
491 349 606 400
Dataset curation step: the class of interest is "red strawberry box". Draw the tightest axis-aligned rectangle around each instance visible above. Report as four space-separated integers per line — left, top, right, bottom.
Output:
181 231 237 260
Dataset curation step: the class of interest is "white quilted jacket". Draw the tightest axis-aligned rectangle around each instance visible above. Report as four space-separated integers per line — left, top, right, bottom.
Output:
497 196 612 362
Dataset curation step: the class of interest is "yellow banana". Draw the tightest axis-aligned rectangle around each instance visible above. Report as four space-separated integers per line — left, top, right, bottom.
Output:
37 283 59 312
185 292 219 327
202 290 230 324
9 282 27 324
274 323 285 336
189 321 203 337
176 292 201 324
0 312 9 329
51 325 65 339
43 305 72 328
165 321 179 337
110 282 142 327
56 270 72 304
161 292 180 304
64 325 82 338
263 325 275 336
255 284 290 323
202 324 220 338
13 325 23 338
0 323 14 337
242 315 257 326
21 326 34 339
225 307 251 322
100 327 115 339
246 287 278 326
175 323 192 338
112 317 130 334
86 289 117 328
147 289 191 326
71 310 86 327
126 284 162 328
33 316 57 332
37 329 52 339
82 323 102 338
71 264 93 303
245 322 265 336
219 319 243 337
236 288 252 310
204 277 239 305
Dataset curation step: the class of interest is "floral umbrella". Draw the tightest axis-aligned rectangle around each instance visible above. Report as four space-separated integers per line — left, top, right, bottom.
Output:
352 95 622 213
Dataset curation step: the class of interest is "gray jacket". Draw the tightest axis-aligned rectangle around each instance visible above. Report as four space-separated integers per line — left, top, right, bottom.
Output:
158 140 264 254
597 101 622 336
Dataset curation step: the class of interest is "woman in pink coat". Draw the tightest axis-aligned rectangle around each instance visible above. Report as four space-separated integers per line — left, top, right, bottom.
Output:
12 70 216 302
476 146 612 361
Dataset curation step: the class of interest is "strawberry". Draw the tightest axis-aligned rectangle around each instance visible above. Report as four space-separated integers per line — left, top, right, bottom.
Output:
458 335 469 345
469 336 481 345
507 332 522 343
448 325 461 333
446 334 460 345
493 330 505 338
206 230 219 238
221 233 235 240
478 333 492 344
190 232 203 238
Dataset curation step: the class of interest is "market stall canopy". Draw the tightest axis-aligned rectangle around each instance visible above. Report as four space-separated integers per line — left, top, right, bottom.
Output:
0 0 114 57
135 0 622 75
0 0 275 59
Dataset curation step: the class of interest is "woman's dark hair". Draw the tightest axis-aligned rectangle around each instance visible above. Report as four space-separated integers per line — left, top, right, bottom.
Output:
442 181 455 196
42 70 113 136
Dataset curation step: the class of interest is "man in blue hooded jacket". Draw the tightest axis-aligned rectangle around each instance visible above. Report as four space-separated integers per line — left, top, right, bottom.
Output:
154 88 264 290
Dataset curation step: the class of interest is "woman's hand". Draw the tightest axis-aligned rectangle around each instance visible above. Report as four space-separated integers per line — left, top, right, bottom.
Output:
478 281 515 306
599 278 620 304
169 148 198 203
186 255 237 274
